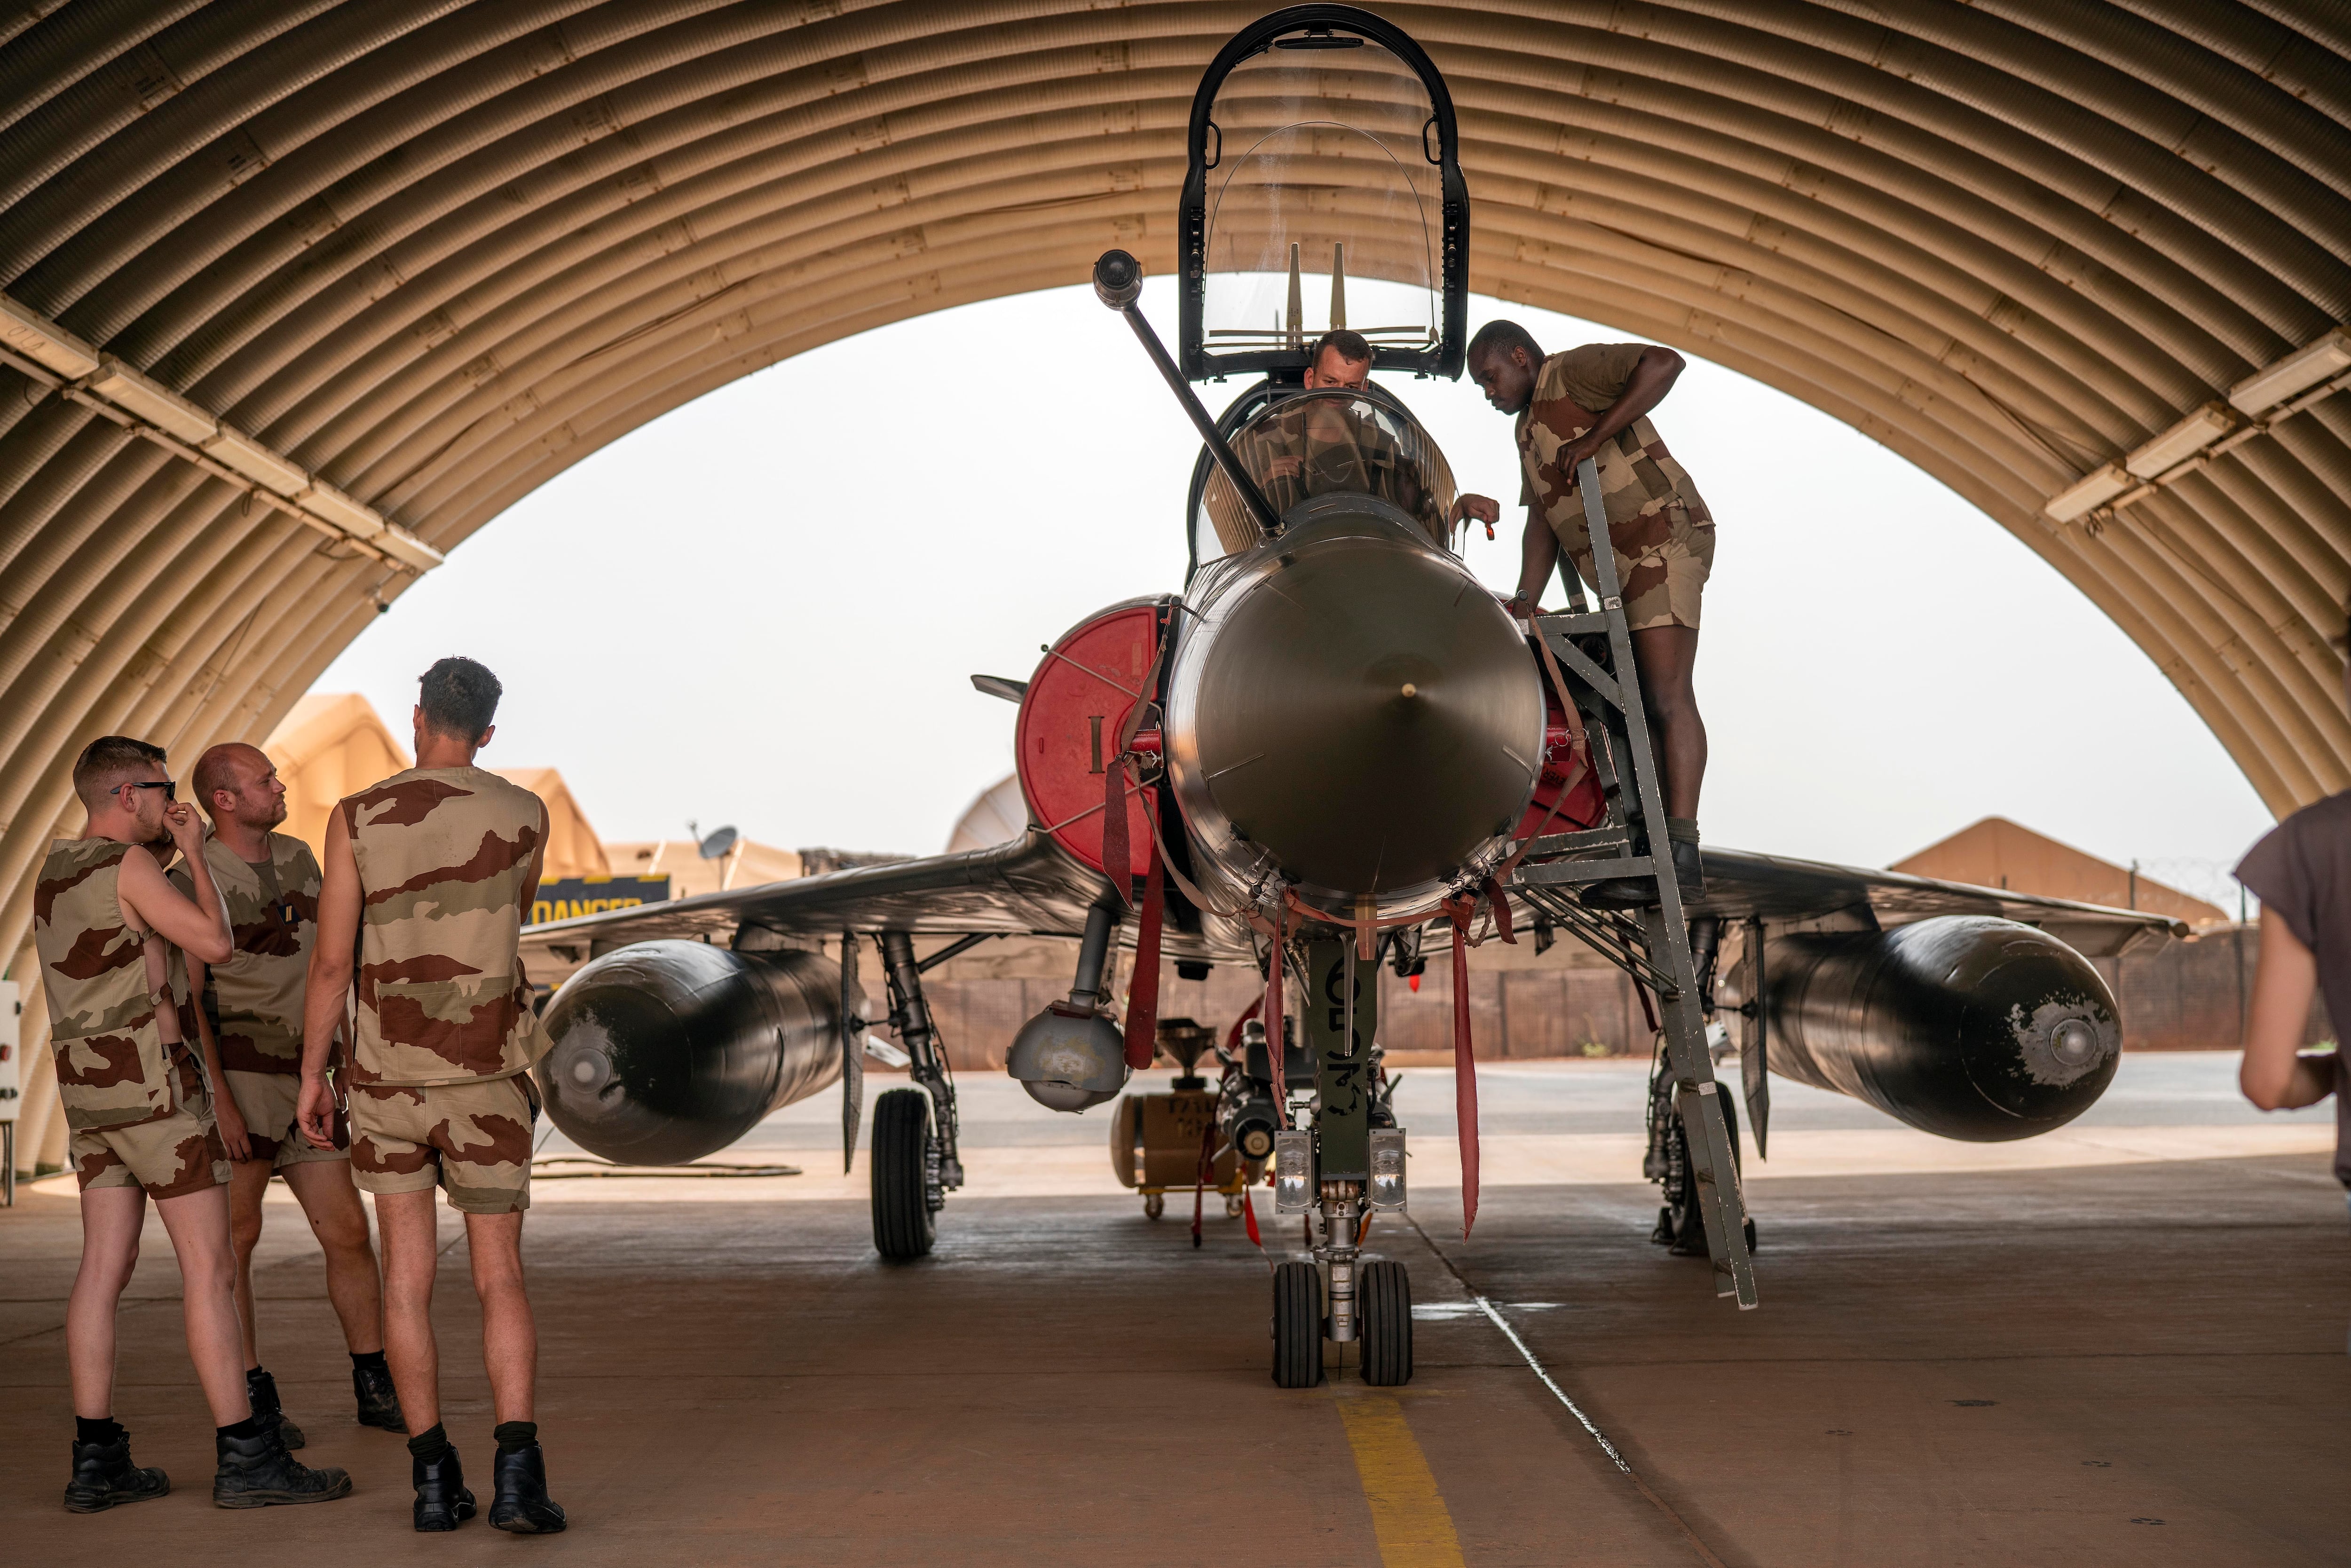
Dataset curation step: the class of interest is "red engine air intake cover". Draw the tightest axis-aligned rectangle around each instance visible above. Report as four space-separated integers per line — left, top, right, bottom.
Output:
1017 601 1162 878
1515 674 1607 842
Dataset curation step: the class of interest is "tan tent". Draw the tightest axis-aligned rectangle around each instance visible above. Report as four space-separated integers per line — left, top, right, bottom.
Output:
266 693 413 860
1892 818 2226 929
492 769 611 881
604 840 805 900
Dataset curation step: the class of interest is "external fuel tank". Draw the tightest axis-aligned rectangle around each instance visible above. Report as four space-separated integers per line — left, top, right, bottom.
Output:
1758 916 2122 1141
536 940 847 1165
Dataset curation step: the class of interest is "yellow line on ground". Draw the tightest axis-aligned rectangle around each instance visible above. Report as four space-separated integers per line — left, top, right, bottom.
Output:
1335 1392 1468 1568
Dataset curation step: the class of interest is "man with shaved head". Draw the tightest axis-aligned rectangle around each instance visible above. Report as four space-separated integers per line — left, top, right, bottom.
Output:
177 742 402 1449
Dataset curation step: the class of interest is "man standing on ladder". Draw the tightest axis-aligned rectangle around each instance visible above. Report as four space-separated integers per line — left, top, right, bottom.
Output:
1453 321 1715 903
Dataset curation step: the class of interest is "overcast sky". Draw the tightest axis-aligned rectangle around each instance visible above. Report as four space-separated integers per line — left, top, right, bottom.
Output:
316 280 2277 910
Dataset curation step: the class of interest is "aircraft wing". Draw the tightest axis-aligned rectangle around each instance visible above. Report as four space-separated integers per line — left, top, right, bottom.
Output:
520 831 1121 968
1683 847 2188 957
525 830 2184 990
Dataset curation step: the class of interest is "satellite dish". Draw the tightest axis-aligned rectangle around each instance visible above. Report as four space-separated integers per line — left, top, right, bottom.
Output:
696 825 738 860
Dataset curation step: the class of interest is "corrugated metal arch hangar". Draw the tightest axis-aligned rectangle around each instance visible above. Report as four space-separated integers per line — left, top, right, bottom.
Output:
2 0 2349 1000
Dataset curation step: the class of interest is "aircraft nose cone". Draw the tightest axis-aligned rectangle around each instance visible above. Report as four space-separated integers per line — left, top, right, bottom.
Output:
1190 531 1542 899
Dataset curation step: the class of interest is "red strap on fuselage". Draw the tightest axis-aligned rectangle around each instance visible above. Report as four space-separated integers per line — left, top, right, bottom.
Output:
1123 844 1163 1069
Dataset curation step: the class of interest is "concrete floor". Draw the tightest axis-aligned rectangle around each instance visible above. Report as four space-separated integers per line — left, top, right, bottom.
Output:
2 1054 2345 1566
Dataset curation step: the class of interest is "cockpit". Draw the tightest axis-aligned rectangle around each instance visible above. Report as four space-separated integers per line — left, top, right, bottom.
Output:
1170 8 1471 579
1197 389 1457 558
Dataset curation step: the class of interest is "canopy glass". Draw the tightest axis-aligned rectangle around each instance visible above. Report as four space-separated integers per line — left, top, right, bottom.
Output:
1197 390 1457 559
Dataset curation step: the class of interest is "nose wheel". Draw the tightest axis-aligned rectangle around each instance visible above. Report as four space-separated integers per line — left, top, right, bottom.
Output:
1272 1261 1323 1387
1357 1260 1413 1386
1271 1258 1414 1387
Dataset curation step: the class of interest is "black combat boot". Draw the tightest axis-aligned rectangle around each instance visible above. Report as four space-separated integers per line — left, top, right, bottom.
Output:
488 1438 567 1534
412 1441 475 1531
63 1427 170 1513
1665 819 1705 900
1584 821 1705 909
246 1365 305 1449
212 1417 353 1508
353 1357 405 1432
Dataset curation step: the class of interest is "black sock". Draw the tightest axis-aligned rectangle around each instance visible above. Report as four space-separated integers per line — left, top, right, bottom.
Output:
351 1349 387 1374
75 1416 124 1446
407 1423 451 1464
218 1414 265 1441
244 1366 280 1414
493 1420 537 1454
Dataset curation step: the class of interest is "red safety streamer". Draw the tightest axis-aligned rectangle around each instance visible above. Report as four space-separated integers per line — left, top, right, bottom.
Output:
1101 754 1131 906
1447 897 1481 1238
1242 1182 1265 1253
1123 841 1164 1069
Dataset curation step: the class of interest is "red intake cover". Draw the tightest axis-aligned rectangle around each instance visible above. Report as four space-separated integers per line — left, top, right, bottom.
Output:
1018 602 1160 878
1515 676 1607 841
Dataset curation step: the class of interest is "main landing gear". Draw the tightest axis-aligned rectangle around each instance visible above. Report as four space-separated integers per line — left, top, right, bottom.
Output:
870 930 962 1261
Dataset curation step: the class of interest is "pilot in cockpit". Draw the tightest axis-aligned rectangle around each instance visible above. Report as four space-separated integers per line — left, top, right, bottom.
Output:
1211 332 1453 553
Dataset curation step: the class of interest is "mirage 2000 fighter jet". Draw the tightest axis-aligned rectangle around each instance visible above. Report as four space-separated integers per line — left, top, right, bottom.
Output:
516 7 2181 1389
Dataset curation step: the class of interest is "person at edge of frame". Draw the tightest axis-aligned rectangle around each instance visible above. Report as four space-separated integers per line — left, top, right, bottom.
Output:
39 734 354 1513
2235 591 2351 1351
297 656 567 1535
176 741 405 1446
1450 321 1714 906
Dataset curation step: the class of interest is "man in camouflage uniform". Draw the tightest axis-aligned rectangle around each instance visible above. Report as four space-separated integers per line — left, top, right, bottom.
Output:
39 735 353 1513
179 741 402 1446
299 657 566 1534
1455 320 1714 902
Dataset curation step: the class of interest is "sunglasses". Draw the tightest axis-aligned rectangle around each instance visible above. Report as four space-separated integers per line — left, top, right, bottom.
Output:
121 779 177 802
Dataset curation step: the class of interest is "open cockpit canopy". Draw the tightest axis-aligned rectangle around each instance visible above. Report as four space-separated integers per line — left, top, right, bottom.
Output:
1179 6 1468 384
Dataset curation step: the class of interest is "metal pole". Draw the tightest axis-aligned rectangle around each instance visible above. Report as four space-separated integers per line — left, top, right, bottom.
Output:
1092 250 1283 540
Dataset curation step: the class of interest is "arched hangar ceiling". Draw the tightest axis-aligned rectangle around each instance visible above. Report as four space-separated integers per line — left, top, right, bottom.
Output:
2 0 2349 977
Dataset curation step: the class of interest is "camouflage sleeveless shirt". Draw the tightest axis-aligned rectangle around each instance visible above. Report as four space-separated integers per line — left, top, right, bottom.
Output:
1515 344 1711 550
342 766 547 1086
34 838 197 1131
170 832 320 1074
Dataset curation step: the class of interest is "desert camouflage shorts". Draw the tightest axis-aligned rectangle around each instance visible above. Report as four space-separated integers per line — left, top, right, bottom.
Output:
348 1074 536 1213
71 1046 230 1200
224 1069 348 1170
1560 503 1713 631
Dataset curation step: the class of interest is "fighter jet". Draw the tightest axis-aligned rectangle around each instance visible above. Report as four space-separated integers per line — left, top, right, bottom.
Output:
516 7 2181 1388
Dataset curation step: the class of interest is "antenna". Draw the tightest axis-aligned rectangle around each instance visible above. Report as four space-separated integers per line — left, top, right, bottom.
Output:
1286 243 1303 350
687 820 737 860
1330 242 1346 329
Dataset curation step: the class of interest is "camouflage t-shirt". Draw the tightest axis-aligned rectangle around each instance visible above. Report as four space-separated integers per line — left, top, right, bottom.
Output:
1515 344 1711 551
342 766 547 1087
170 832 319 1074
33 838 196 1131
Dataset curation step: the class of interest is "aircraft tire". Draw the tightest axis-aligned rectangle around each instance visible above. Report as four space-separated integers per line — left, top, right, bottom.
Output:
1358 1261 1413 1386
872 1088 936 1261
1271 1261 1324 1387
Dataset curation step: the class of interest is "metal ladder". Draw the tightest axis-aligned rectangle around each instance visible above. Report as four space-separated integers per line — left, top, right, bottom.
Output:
1505 457 1758 1310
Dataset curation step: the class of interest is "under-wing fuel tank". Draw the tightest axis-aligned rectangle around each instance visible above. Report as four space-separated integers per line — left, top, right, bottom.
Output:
1753 915 2122 1141
536 940 846 1164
